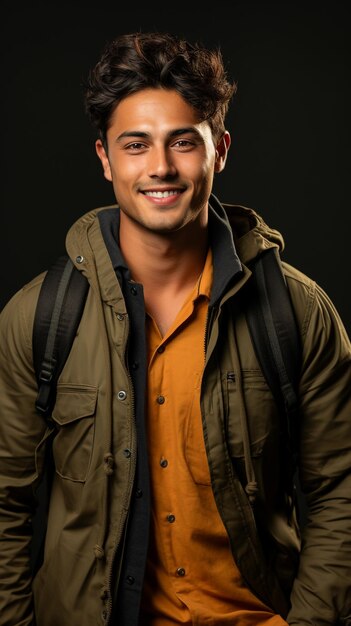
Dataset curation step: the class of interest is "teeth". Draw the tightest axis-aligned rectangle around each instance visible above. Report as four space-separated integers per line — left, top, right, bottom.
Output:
144 190 181 198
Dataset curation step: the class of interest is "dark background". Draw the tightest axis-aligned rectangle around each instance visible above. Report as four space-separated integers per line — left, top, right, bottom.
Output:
0 1 350 334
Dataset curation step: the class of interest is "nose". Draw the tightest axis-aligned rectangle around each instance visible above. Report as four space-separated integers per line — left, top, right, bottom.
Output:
147 145 177 179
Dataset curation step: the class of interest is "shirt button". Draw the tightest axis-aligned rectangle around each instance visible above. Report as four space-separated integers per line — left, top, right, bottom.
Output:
157 395 165 404
135 488 143 498
126 575 135 585
160 458 168 468
131 361 139 370
167 514 175 523
130 286 138 296
157 345 165 354
176 567 186 577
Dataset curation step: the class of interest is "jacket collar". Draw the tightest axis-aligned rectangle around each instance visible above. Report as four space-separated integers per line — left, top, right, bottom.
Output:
97 206 129 281
208 193 243 305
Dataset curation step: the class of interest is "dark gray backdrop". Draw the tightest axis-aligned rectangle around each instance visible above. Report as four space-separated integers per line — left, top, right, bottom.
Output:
1 1 350 334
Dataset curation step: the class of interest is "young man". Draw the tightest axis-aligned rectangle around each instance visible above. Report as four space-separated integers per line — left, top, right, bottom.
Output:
0 32 350 626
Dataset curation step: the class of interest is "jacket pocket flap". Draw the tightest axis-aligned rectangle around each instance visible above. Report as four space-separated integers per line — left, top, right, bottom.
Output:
52 384 98 425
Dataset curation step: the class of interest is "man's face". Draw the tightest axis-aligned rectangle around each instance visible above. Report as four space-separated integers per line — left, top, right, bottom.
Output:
96 88 230 235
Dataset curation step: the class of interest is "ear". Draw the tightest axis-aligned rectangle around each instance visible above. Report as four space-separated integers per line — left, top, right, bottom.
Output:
214 131 231 173
95 139 113 182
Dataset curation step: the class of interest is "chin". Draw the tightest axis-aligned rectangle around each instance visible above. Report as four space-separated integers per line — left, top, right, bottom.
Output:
143 218 187 234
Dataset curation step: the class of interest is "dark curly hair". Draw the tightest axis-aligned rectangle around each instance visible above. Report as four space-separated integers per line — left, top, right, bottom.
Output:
83 32 237 147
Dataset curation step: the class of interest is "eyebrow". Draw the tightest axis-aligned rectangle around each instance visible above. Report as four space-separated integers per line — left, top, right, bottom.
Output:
115 127 203 142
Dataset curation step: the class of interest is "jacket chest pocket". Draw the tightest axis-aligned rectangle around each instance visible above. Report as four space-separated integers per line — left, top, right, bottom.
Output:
224 370 278 460
51 384 98 482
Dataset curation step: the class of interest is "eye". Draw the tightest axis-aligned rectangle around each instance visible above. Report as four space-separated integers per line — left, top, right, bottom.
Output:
172 139 195 151
124 142 147 152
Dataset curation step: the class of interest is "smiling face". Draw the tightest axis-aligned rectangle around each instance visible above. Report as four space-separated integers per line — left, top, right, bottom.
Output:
95 88 230 236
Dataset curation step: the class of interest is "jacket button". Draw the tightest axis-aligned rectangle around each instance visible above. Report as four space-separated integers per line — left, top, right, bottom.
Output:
117 390 127 400
176 567 186 577
116 313 124 321
123 449 131 458
76 255 84 264
101 609 108 621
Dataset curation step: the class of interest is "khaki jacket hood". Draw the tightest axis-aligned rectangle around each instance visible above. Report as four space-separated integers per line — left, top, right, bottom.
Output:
224 203 285 264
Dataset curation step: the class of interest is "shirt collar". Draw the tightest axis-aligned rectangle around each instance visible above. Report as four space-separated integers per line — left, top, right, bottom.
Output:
196 247 213 300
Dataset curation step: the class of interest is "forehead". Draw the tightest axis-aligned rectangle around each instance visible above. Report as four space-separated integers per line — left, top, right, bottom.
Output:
107 88 206 135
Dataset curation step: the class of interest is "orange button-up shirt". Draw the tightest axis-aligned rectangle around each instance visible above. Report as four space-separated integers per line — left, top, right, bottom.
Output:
140 248 287 625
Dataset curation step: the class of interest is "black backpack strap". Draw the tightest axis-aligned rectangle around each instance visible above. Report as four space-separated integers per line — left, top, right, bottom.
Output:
243 247 302 464
33 254 89 417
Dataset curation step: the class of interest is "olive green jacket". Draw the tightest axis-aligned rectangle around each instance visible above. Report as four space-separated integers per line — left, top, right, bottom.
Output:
0 201 350 626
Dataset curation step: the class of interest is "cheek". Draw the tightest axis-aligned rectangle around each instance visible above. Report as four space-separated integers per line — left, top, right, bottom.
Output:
110 154 143 184
193 159 215 191
182 156 213 184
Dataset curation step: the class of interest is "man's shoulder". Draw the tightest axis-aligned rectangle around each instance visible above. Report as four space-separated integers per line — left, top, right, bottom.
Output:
281 259 350 348
279 260 318 340
5 271 46 308
0 271 46 336
281 260 315 291
0 272 47 369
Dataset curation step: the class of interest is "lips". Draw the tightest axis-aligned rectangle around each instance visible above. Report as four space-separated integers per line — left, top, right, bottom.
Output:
140 188 185 206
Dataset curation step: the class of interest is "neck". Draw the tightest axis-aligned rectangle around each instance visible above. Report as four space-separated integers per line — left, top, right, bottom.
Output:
119 212 209 336
119 214 209 291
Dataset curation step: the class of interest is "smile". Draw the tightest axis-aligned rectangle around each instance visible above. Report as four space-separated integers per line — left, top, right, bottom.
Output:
143 190 182 198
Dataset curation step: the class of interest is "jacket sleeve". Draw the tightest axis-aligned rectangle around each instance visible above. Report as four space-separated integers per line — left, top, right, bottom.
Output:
287 280 351 625
0 280 48 626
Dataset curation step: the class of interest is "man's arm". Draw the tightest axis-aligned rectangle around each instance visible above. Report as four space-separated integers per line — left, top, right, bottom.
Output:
287 281 351 625
0 280 48 626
